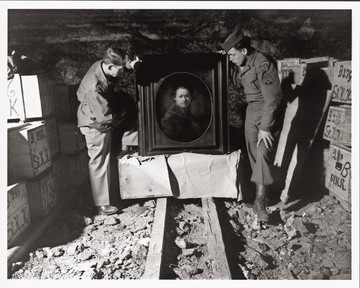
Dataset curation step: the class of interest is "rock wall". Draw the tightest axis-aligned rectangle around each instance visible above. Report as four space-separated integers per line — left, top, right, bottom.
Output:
8 9 351 73
8 9 352 135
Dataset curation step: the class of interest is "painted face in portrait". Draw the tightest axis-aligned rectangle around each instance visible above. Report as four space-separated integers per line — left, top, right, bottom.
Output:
174 87 192 109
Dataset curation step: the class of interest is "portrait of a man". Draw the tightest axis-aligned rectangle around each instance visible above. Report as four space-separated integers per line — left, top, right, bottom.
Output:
156 72 212 143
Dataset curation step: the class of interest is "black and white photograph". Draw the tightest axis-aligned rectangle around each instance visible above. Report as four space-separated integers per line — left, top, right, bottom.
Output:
2 1 359 287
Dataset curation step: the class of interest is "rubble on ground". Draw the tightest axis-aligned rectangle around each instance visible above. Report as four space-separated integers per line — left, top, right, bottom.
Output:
10 185 351 280
171 202 213 279
11 199 156 279
224 194 351 280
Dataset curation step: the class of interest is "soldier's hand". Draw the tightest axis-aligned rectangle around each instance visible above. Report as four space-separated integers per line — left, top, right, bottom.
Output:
89 119 112 133
257 130 274 149
128 56 142 70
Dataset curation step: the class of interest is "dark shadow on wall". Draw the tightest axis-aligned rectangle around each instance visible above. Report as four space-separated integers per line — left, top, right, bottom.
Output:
273 66 332 206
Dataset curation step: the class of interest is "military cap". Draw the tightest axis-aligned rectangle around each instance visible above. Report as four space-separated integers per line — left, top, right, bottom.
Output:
221 29 247 52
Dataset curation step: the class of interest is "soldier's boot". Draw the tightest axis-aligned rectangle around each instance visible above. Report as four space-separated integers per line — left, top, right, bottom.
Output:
253 184 270 222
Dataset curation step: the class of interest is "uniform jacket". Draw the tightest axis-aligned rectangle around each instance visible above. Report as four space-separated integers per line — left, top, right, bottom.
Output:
77 60 140 130
77 60 115 128
231 49 283 132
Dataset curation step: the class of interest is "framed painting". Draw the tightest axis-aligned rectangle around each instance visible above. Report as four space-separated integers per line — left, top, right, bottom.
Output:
136 53 229 156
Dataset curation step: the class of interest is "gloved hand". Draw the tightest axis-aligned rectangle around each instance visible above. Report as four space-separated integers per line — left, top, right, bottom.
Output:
216 50 227 55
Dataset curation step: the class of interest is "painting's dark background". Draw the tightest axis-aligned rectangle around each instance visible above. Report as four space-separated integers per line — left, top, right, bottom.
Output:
8 9 352 133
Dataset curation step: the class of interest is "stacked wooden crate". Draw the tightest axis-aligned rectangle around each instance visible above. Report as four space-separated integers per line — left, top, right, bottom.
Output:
53 84 89 189
7 182 31 247
277 57 304 84
274 56 336 203
7 74 54 121
7 75 88 248
322 61 352 211
7 74 57 247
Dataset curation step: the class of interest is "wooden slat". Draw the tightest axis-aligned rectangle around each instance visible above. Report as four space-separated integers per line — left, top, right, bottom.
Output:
280 90 333 204
202 197 231 279
142 197 167 279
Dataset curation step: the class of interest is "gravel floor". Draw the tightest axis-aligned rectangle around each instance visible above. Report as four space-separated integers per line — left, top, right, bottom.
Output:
10 181 351 280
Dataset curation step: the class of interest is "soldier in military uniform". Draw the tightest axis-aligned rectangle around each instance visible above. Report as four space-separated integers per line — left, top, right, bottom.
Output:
221 29 283 222
77 45 140 215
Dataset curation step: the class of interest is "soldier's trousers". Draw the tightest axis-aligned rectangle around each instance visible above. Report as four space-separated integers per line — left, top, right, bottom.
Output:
80 127 111 206
244 104 278 186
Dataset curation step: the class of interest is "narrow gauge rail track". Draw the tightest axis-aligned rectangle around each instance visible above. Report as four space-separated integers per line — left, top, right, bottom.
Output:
9 191 352 280
8 194 245 279
143 197 240 279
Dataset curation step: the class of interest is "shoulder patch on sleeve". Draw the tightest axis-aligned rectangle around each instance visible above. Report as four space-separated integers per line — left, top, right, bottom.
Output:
262 72 273 85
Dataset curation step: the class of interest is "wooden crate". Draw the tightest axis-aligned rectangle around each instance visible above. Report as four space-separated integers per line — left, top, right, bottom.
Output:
321 148 330 189
323 105 351 146
325 144 351 211
7 74 25 121
328 57 339 67
53 84 79 121
20 74 55 119
274 99 298 167
7 182 31 247
320 66 335 87
329 61 351 104
302 57 331 83
301 56 329 64
277 58 301 72
280 63 307 85
278 57 331 86
8 153 19 186
274 89 332 167
8 121 52 179
26 169 57 220
61 149 88 188
63 154 80 188
276 90 333 203
52 155 66 197
43 117 60 157
58 123 86 154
